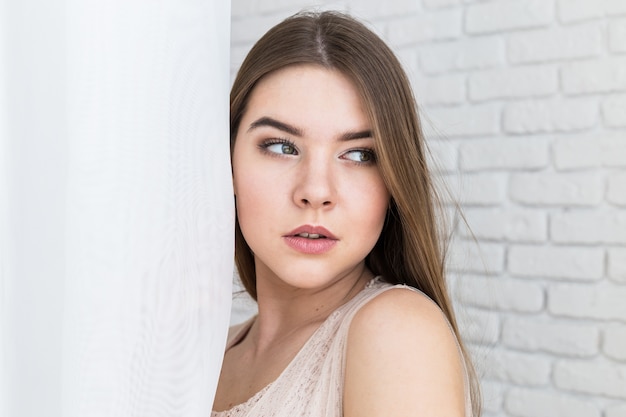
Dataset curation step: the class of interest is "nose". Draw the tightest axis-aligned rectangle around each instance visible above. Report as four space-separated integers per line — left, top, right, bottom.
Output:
293 158 336 209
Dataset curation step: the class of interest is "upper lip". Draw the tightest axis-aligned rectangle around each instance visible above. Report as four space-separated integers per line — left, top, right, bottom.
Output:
285 225 338 240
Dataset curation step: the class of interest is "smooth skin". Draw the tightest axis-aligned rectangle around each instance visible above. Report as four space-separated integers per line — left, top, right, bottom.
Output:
214 65 466 416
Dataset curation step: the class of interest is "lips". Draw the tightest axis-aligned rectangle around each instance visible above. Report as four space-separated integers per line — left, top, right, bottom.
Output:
283 225 338 254
285 225 338 240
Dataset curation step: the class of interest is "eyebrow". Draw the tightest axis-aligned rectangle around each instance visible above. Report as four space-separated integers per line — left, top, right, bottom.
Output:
247 116 372 141
248 117 302 136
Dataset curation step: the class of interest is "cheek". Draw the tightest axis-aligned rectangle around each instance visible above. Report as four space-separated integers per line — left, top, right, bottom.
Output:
372 188 391 231
233 162 286 244
350 175 390 234
234 170 262 224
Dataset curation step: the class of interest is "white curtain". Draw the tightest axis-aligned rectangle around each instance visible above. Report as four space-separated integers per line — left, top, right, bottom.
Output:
0 1 233 416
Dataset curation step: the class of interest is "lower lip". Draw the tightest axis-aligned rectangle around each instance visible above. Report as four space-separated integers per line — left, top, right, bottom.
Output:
283 236 338 255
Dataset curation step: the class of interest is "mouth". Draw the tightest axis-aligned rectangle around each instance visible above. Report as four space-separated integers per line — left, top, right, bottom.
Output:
283 225 338 255
286 225 337 240
294 232 326 239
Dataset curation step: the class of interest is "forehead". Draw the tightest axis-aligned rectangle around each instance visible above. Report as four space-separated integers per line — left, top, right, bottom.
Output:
243 65 369 130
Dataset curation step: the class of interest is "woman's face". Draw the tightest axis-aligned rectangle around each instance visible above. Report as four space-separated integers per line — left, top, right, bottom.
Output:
232 65 390 291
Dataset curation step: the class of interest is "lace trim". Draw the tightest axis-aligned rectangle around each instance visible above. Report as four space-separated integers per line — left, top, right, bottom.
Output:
211 384 272 417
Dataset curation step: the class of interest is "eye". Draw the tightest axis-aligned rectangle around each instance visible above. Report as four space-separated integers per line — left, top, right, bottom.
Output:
341 149 376 164
261 140 298 156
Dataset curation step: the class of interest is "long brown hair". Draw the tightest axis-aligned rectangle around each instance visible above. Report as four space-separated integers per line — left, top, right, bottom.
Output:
230 11 480 415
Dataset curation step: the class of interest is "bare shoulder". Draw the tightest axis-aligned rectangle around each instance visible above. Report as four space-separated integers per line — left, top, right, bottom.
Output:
344 287 466 417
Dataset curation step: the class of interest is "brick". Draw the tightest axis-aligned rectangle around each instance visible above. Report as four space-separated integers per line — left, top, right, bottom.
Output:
460 138 549 171
465 0 554 34
551 211 626 244
419 37 504 74
609 19 626 52
549 282 626 320
455 276 544 312
415 73 466 105
461 208 547 242
602 94 626 127
504 98 598 134
605 0 626 16
508 23 602 63
386 9 461 46
443 172 506 205
558 0 604 23
562 57 626 94
502 317 599 356
426 140 458 172
458 307 500 344
424 104 500 138
396 48 419 79
481 380 505 413
606 404 626 417
350 0 420 19
609 248 626 282
509 172 603 206
553 135 626 169
505 387 601 417
558 0 626 22
557 0 604 23
604 324 626 361
508 245 604 281
554 359 626 398
482 349 552 385
423 0 460 8
447 240 505 273
469 66 557 101
607 173 626 206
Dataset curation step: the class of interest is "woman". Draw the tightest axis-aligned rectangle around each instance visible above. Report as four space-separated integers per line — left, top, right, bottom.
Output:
213 11 480 417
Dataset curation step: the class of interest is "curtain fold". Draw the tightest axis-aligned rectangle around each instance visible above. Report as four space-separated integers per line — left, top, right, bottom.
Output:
1 1 233 416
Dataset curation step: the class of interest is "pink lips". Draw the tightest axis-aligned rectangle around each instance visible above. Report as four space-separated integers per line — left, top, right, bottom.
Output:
283 225 338 255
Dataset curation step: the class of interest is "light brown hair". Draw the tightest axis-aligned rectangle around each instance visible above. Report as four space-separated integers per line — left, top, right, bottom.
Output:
230 11 480 415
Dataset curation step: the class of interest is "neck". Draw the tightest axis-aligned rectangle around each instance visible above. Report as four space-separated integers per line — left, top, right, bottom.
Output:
249 265 373 353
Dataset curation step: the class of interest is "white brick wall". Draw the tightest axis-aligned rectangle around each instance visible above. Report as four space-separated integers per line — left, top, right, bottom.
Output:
604 324 626 361
464 0 554 34
503 317 600 357
231 1 626 415
609 248 626 282
503 98 598 134
507 23 603 63
419 36 505 73
505 388 601 417
468 66 558 101
553 134 626 169
561 57 626 94
603 94 626 127
554 359 626 398
508 245 604 281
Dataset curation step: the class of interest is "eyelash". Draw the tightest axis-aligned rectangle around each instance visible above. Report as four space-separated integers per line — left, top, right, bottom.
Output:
258 138 298 156
258 138 377 165
341 148 377 165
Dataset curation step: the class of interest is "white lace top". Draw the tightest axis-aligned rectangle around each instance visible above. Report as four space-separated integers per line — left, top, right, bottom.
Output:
212 278 472 417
